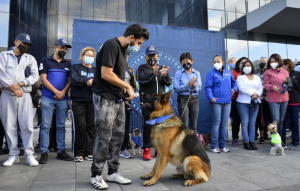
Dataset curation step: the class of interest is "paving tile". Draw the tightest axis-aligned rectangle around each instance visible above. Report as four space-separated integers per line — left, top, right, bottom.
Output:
212 181 263 191
30 179 75 191
268 184 300 191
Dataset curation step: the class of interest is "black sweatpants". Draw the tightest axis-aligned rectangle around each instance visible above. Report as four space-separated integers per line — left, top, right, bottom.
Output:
230 99 241 140
71 101 95 157
121 104 130 151
141 107 152 149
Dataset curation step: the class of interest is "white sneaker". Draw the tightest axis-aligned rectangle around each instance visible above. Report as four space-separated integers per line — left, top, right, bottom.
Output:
91 175 108 190
210 148 220 153
220 147 230 153
106 172 132 185
26 155 39 167
3 156 19 167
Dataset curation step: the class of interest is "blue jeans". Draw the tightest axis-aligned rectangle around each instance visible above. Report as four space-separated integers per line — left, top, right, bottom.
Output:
40 96 68 153
237 103 259 143
268 102 288 138
209 103 231 149
282 105 300 145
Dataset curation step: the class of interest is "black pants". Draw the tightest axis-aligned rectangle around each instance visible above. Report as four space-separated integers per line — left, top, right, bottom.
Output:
230 99 240 140
141 107 152 149
255 100 271 137
282 105 299 145
71 101 95 157
0 119 4 149
121 104 130 151
178 97 199 133
37 107 41 126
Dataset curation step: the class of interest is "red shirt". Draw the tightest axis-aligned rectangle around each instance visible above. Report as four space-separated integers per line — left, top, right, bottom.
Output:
231 70 242 100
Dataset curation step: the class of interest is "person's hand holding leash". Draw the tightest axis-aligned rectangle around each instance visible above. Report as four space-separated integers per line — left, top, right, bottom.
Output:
188 76 198 86
125 84 134 101
273 86 279 91
252 92 259 99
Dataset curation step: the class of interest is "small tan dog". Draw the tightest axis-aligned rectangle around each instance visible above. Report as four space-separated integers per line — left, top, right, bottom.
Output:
129 128 142 155
267 121 285 156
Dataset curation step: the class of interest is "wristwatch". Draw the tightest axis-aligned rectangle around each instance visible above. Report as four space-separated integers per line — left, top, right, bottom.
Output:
18 82 23 87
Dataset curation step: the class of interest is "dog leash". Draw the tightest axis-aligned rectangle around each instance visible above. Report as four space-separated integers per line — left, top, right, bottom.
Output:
125 101 144 121
180 87 195 119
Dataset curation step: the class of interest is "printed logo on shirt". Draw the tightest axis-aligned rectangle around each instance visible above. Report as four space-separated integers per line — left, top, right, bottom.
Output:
65 68 69 71
81 71 94 78
39 63 43 70
129 68 132 73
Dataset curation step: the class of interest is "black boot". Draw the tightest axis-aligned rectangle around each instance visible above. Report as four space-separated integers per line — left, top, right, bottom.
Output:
250 142 258 150
244 142 252 150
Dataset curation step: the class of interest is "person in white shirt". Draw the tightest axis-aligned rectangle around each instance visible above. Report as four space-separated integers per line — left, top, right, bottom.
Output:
236 60 263 151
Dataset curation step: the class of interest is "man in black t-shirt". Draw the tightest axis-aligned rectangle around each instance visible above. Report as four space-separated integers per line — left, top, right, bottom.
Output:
90 24 149 190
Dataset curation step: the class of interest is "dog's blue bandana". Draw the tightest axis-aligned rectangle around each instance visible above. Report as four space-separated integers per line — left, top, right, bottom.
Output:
145 114 173 126
131 135 143 148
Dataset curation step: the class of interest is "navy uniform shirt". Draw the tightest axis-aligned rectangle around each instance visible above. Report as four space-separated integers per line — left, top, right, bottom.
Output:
70 63 95 102
39 54 71 100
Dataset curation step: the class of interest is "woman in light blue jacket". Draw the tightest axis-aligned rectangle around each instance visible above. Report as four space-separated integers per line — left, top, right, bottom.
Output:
205 55 237 153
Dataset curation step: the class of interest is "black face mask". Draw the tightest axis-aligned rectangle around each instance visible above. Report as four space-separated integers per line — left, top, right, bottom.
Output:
259 62 266 69
18 44 29 54
147 58 157 66
183 62 192 70
58 51 66 58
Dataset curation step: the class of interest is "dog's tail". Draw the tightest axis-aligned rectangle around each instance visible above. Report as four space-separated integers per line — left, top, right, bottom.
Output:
182 155 210 185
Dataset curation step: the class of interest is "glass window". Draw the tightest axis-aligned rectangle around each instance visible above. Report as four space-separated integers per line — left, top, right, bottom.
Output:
207 0 225 10
227 39 248 60
247 0 259 13
0 12 9 50
94 17 106 21
208 27 221 31
248 41 268 68
94 0 106 18
57 15 68 41
58 0 68 15
208 10 225 28
0 0 10 12
225 0 246 13
106 0 118 19
82 0 94 17
81 17 93 20
69 0 81 16
226 12 236 24
287 44 300 64
268 42 287 59
119 0 126 19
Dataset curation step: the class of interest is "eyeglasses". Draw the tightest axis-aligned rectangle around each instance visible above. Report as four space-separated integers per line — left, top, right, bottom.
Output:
57 46 69 52
84 54 94 57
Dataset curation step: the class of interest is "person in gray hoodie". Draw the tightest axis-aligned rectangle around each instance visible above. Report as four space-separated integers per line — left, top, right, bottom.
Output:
0 33 39 167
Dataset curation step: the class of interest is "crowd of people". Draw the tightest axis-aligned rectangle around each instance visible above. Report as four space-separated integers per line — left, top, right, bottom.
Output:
0 24 300 190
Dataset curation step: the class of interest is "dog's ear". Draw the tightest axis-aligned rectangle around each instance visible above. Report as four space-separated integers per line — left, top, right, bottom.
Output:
162 90 172 103
272 126 276 131
272 121 277 125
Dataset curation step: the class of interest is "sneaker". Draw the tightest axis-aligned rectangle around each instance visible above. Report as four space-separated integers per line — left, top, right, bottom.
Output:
56 150 73 161
19 149 24 156
39 152 48 164
91 175 108 190
120 150 133 159
154 150 157 157
282 144 287 149
232 139 238 147
220 147 230 152
0 149 8 155
143 148 151 160
85 155 93 161
74 156 83 162
3 156 19 166
259 137 265 144
210 148 220 153
106 172 132 185
26 155 39 167
34 125 40 129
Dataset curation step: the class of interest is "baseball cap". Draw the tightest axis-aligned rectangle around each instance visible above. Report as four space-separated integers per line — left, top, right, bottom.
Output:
145 46 158 56
15 33 32 46
54 38 72 48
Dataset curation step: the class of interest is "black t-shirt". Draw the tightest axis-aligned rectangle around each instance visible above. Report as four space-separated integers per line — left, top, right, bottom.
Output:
91 38 127 100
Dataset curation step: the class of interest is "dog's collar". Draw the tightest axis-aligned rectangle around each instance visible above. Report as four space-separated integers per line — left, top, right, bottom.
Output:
145 114 174 126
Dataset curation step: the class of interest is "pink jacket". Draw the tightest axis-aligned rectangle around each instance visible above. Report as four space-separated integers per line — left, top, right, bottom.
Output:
264 68 289 102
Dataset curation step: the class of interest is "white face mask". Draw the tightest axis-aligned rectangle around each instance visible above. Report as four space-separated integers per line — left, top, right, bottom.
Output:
271 63 278 69
214 63 222 70
243 66 252 74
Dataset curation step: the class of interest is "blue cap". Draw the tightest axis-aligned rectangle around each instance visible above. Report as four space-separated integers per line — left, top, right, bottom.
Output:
15 33 32 46
54 38 72 48
145 46 158 56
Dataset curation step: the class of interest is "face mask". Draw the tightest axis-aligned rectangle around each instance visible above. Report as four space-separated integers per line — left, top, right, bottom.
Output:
259 62 266 69
183 63 192 70
127 40 139 53
147 58 157 66
229 63 235 70
271 63 278 69
84 56 94 65
18 44 28 54
214 63 222 70
58 51 66 58
243 66 252 74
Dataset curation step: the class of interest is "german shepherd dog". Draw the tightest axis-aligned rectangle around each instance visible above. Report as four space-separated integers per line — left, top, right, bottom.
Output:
140 90 211 186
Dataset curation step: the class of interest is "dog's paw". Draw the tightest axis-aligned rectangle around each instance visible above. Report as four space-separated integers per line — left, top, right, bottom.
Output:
140 174 153 180
132 153 136 156
268 153 275 156
143 180 156 186
184 180 195 186
170 174 184 179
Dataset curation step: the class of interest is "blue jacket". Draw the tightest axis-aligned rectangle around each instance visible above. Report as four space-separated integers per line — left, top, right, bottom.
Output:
205 66 237 104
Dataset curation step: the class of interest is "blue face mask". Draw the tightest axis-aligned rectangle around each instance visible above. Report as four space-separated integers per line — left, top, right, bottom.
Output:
84 56 94 65
229 63 235 70
127 40 139 53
